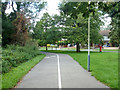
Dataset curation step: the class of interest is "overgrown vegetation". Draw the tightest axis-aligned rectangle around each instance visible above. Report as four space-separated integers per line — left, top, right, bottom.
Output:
2 44 41 73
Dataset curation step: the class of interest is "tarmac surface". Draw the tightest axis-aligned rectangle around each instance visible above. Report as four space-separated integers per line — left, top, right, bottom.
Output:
16 52 109 88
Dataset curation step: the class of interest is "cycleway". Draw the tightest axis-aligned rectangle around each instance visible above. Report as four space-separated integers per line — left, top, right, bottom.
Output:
16 52 109 88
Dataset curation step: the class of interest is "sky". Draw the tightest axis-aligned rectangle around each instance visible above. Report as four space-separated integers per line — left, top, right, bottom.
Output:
5 1 17 14
44 0 60 15
35 0 60 21
5 0 61 21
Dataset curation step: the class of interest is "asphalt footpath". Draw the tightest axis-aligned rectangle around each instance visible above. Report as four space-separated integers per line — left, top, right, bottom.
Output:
16 52 109 88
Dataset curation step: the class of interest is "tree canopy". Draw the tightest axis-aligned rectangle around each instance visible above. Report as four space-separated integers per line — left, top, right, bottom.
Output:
33 13 62 50
58 2 104 52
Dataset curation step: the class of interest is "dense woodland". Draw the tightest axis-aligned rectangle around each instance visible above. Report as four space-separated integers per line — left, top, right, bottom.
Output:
0 1 120 73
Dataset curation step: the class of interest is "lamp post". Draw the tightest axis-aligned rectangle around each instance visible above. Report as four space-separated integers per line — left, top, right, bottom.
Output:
88 1 90 72
88 16 90 72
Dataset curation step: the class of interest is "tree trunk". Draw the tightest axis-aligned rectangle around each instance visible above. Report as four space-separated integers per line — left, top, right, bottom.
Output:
46 44 48 51
76 42 80 52
118 44 120 51
93 43 95 50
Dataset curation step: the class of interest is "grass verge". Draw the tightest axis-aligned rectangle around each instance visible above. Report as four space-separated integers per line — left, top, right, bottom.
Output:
43 50 118 88
0 75 1 90
2 54 45 89
95 49 118 51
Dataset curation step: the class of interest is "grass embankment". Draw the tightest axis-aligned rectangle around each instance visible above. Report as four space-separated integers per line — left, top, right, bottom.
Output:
43 50 118 88
2 54 45 89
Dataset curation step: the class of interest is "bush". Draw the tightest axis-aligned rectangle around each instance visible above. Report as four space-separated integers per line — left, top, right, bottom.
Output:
2 44 41 73
2 59 11 73
0 60 2 73
37 39 46 46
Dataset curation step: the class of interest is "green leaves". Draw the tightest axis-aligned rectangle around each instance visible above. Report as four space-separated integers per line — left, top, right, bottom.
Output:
2 2 47 46
33 13 63 46
2 44 41 73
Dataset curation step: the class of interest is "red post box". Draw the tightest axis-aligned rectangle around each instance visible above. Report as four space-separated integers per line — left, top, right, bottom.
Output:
100 45 102 52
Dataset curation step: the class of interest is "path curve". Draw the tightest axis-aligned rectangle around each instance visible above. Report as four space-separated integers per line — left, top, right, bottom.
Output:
16 52 109 88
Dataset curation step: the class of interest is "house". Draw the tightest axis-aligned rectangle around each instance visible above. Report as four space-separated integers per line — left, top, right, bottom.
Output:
99 30 111 47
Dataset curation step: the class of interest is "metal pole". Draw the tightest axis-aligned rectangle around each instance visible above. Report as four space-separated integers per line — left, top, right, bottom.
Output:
88 16 90 72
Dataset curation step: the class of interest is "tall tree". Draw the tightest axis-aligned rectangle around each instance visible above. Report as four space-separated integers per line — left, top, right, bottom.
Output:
94 2 120 47
2 1 46 46
33 13 62 50
12 12 30 46
0 3 2 46
2 2 15 46
105 2 120 47
59 2 103 52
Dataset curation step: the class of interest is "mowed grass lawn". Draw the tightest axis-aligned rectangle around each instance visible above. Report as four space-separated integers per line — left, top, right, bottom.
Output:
44 50 118 88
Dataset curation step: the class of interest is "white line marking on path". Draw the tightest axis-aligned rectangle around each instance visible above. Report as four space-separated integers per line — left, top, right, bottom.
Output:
57 54 62 89
45 56 56 58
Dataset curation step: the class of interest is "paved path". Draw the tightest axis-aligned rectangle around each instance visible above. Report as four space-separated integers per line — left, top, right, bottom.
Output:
16 52 109 88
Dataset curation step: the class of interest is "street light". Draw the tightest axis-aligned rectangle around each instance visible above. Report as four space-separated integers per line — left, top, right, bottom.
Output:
88 1 90 72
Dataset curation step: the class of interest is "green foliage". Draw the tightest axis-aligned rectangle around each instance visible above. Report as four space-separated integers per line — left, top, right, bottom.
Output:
0 35 1 46
2 2 16 46
33 13 62 47
90 16 103 44
59 2 103 52
57 40 69 45
109 25 119 47
2 45 41 73
108 4 120 47
98 2 120 47
37 39 46 46
59 2 98 19
2 2 47 46
2 17 15 46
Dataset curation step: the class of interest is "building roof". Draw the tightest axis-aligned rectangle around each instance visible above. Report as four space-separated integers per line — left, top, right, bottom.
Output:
99 30 110 36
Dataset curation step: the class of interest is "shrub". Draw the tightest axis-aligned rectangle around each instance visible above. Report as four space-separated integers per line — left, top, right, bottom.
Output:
2 44 41 73
0 61 2 73
37 39 46 46
2 59 11 73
